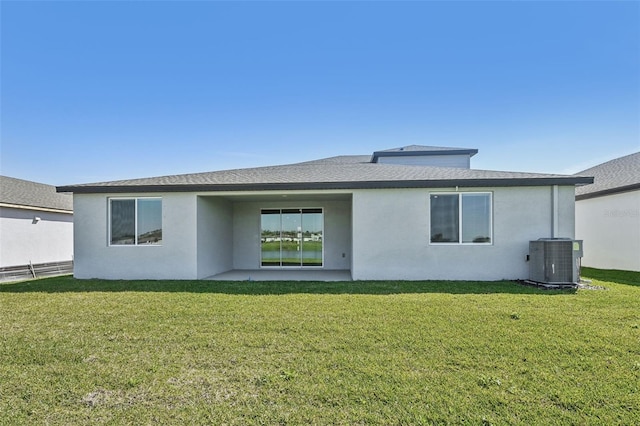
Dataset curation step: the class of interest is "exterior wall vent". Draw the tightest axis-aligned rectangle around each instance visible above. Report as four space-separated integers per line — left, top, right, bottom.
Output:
528 238 583 288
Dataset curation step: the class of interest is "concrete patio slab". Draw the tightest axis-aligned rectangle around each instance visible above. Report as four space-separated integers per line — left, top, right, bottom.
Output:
206 269 352 281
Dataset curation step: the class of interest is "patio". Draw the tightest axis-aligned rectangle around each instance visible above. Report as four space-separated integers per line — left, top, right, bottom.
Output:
206 269 352 281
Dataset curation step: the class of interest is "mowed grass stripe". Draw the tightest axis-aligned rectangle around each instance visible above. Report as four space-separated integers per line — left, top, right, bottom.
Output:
1 270 638 424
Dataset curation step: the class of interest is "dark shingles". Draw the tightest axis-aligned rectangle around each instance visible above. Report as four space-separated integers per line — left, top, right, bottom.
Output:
1 176 73 212
57 157 593 193
575 152 640 199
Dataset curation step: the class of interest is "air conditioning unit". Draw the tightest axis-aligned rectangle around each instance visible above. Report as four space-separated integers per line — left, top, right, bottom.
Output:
528 238 583 287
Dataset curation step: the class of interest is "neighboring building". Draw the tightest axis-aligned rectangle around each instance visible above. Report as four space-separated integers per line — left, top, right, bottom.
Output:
57 146 593 281
575 152 640 272
0 176 74 271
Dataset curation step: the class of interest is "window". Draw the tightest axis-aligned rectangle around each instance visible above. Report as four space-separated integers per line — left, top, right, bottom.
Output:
430 193 492 244
110 198 162 245
260 208 323 267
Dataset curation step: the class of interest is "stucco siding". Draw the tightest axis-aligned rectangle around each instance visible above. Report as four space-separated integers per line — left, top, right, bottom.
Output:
351 186 575 281
72 185 579 280
575 190 640 271
557 186 577 238
377 154 470 168
0 207 73 267
73 193 198 279
197 197 233 278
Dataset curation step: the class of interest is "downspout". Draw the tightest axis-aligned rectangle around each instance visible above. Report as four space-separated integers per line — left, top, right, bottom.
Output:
551 185 559 237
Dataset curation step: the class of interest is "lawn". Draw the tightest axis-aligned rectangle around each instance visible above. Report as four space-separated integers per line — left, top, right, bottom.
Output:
1 269 638 424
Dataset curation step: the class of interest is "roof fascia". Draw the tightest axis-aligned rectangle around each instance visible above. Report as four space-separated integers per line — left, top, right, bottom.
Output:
576 183 640 201
57 176 594 194
371 148 479 163
0 202 73 214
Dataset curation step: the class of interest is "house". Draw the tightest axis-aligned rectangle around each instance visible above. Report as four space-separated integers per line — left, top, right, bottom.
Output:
0 176 74 279
575 152 640 272
57 146 593 281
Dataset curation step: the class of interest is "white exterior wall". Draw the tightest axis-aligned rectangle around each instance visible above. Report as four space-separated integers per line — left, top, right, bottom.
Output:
575 191 640 271
197 197 233 278
72 185 578 281
73 193 351 280
0 207 73 267
351 186 576 281
556 186 576 237
73 193 198 279
232 200 351 270
378 154 471 168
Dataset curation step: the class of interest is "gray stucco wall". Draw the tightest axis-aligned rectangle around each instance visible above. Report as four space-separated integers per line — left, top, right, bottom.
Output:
351 186 576 281
73 193 352 279
73 193 198 279
557 185 576 237
0 207 73 267
377 154 471 168
72 185 576 280
575 190 640 271
197 196 233 278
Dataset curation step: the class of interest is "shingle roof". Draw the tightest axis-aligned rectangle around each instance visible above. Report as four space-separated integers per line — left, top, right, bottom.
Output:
57 154 593 194
575 152 640 200
1 176 73 212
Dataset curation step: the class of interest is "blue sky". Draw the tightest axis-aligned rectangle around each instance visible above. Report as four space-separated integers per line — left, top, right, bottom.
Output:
1 1 638 186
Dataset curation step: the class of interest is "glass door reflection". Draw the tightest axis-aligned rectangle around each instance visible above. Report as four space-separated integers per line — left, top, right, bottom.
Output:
260 208 323 267
281 209 302 266
260 209 281 267
301 209 323 266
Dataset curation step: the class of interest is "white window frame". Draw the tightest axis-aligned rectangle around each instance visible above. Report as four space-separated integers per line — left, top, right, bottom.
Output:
108 197 162 247
429 192 493 245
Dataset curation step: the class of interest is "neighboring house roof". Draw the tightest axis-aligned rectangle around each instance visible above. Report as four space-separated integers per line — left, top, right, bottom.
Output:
575 152 640 201
0 176 73 213
57 152 593 194
371 145 478 163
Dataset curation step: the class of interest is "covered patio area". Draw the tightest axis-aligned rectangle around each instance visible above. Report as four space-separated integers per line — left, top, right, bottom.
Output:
196 191 353 280
206 269 352 281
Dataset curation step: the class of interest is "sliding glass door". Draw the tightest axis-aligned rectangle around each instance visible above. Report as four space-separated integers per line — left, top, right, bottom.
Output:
261 208 323 267
301 209 323 266
260 210 281 267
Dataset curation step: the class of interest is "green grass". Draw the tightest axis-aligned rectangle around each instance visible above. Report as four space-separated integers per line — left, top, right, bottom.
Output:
261 241 322 251
1 270 639 424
